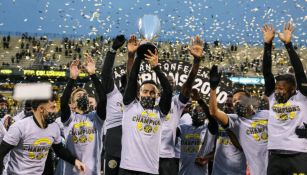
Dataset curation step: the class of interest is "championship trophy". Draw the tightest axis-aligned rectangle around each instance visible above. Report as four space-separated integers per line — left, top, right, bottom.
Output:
136 14 161 59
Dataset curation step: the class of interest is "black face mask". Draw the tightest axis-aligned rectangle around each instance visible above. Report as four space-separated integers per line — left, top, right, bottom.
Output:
274 92 288 104
234 102 249 117
140 96 156 109
88 105 95 112
44 112 57 126
76 95 89 112
258 99 269 110
0 108 8 118
191 109 206 127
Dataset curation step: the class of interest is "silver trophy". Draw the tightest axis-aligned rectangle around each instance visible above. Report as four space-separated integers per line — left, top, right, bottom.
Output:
136 14 161 59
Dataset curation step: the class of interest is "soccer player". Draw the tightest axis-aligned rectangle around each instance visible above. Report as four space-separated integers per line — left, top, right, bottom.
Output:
0 98 86 174
262 22 307 174
211 94 247 175
177 90 218 175
58 55 106 175
100 35 126 175
120 47 172 175
209 65 269 175
159 35 203 175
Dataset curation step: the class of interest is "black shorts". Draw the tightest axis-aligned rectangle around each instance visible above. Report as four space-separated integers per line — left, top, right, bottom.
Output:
159 158 179 175
119 168 155 175
105 125 122 158
267 151 307 175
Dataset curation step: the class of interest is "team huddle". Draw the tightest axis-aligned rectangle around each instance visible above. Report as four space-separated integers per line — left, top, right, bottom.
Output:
0 22 307 175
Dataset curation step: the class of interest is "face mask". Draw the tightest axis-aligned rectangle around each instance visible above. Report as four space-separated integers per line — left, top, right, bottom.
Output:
140 96 156 109
191 109 206 126
44 112 57 125
234 102 249 117
0 108 8 118
274 92 288 104
88 105 95 112
258 99 269 110
76 95 89 112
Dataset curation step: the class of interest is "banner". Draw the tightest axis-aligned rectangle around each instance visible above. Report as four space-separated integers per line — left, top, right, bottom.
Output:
113 59 232 104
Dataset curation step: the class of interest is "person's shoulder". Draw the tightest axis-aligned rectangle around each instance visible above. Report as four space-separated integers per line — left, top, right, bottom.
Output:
17 115 33 123
48 122 61 130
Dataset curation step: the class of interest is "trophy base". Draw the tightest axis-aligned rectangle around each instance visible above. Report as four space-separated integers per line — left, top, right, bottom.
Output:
136 42 157 60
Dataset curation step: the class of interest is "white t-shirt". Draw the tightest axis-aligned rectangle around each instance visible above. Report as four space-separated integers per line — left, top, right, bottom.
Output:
13 111 26 122
120 100 165 174
105 86 124 130
175 113 192 159
268 91 307 152
227 110 269 175
60 112 104 175
160 95 186 158
178 123 216 175
212 125 247 175
3 116 62 175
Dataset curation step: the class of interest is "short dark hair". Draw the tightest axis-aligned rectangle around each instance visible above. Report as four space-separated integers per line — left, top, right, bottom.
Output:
275 74 296 88
141 80 158 88
232 89 251 98
31 100 49 110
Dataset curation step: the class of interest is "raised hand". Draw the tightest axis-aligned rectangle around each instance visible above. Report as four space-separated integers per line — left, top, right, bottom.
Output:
70 59 80 80
262 24 275 44
209 65 222 90
127 34 140 54
83 54 96 75
144 49 159 68
74 159 86 173
278 22 294 44
189 35 204 59
112 35 126 50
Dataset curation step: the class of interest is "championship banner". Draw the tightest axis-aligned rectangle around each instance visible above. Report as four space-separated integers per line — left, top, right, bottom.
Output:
113 59 232 104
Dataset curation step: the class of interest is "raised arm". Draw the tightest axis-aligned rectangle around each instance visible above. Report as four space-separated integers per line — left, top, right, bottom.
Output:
101 35 126 94
127 35 140 76
262 24 276 97
209 65 229 126
180 35 203 103
145 49 173 115
84 55 107 120
198 98 218 135
60 60 79 123
278 22 307 96
123 54 142 105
